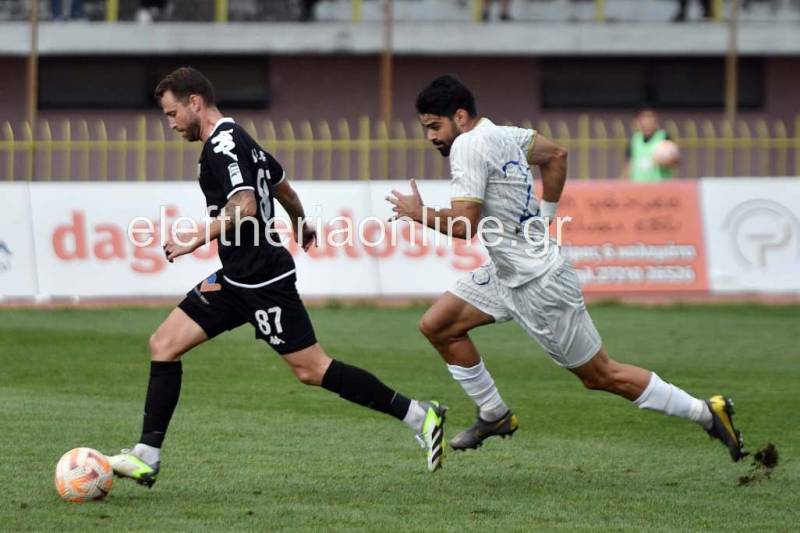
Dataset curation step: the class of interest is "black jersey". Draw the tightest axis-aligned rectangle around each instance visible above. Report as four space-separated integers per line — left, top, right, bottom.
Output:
198 118 294 285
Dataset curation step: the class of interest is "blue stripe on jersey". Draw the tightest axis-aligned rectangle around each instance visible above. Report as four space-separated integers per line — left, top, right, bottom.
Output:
502 159 538 223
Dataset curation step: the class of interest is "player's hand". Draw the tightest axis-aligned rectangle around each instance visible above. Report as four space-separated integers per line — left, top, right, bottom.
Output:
386 179 424 222
299 222 317 252
163 232 202 263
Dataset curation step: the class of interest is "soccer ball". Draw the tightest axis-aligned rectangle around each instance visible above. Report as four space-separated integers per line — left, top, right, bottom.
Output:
54 448 113 502
653 140 680 167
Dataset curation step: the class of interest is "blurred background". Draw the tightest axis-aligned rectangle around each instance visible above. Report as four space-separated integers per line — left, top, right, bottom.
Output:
1 0 799 301
1 0 798 181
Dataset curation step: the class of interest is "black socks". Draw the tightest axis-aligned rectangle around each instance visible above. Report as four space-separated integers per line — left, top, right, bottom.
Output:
321 360 411 420
139 361 182 448
139 359 410 448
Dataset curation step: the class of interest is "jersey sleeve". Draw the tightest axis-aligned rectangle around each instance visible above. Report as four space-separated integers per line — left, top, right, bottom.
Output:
449 134 488 203
207 127 257 200
265 152 286 187
502 125 537 161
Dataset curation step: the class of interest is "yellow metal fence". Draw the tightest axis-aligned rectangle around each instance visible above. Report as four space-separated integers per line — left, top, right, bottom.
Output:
1 115 799 181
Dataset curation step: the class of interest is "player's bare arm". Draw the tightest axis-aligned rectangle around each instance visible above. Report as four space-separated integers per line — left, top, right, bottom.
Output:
162 189 257 262
273 179 317 251
527 133 568 204
387 179 482 240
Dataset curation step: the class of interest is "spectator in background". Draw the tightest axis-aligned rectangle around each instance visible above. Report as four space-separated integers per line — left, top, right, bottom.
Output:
50 0 85 20
623 108 679 181
137 0 168 23
673 0 711 21
300 0 322 22
482 0 512 21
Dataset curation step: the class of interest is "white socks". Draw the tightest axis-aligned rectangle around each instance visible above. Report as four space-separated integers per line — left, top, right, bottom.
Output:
133 442 161 466
634 372 712 429
447 360 508 422
402 399 428 433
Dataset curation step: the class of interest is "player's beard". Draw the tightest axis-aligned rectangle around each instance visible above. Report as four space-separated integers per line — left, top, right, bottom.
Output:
434 143 451 156
182 118 202 142
435 129 459 156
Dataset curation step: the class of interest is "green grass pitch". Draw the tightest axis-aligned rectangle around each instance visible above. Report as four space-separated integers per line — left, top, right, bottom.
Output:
1 303 798 531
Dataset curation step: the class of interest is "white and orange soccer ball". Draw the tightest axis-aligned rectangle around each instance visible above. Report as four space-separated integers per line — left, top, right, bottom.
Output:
54 447 114 502
653 140 681 167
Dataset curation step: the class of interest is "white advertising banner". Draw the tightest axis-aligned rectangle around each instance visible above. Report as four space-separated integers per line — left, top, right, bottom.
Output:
24 181 486 299
0 183 38 298
700 178 800 293
16 178 800 300
29 183 221 298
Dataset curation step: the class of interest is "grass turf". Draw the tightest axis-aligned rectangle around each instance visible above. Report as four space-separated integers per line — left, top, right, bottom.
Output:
1 303 798 531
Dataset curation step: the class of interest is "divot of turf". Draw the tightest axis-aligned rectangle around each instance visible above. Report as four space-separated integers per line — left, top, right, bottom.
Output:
738 443 779 486
755 443 779 468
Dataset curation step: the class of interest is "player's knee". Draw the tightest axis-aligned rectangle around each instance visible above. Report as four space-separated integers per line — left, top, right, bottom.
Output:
418 315 445 343
291 364 324 386
148 332 164 358
149 331 178 361
419 314 467 346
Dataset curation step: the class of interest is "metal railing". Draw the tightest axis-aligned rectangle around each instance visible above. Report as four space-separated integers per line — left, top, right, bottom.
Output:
1 115 799 181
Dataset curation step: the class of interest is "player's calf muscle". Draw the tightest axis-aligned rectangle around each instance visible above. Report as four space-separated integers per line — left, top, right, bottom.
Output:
572 350 649 400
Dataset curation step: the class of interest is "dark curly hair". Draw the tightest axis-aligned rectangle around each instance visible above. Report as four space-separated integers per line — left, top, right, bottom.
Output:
415 75 476 117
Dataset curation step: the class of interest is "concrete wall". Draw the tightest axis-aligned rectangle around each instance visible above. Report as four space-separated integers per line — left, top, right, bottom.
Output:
2 53 798 130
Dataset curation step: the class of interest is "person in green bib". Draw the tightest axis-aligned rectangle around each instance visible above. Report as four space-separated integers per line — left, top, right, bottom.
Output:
624 108 678 182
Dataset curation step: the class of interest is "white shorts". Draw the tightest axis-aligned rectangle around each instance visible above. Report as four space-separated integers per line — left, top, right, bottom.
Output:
449 258 602 368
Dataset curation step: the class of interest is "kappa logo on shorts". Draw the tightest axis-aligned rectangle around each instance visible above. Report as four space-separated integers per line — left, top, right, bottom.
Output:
268 336 285 346
200 273 222 293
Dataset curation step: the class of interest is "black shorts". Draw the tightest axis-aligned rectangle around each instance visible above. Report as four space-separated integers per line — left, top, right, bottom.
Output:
178 270 317 355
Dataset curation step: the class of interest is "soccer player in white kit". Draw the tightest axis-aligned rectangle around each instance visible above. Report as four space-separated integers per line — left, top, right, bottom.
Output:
387 75 746 461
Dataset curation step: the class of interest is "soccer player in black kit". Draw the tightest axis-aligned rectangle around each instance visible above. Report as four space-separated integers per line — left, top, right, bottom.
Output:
109 67 446 484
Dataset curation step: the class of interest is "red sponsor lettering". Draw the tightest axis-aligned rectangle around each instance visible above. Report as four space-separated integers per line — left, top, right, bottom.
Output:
53 211 88 260
93 224 126 260
50 208 216 274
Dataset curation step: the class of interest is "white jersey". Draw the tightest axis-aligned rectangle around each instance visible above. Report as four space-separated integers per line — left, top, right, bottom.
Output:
449 118 561 287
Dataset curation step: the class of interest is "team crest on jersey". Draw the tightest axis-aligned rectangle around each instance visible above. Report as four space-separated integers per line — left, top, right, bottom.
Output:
501 159 531 182
211 130 238 161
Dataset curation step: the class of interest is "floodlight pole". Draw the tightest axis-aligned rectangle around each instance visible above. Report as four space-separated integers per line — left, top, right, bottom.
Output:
26 0 40 131
725 0 739 124
379 0 394 126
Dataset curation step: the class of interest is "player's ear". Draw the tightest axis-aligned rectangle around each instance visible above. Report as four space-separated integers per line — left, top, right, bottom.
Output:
453 109 468 129
189 94 202 112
